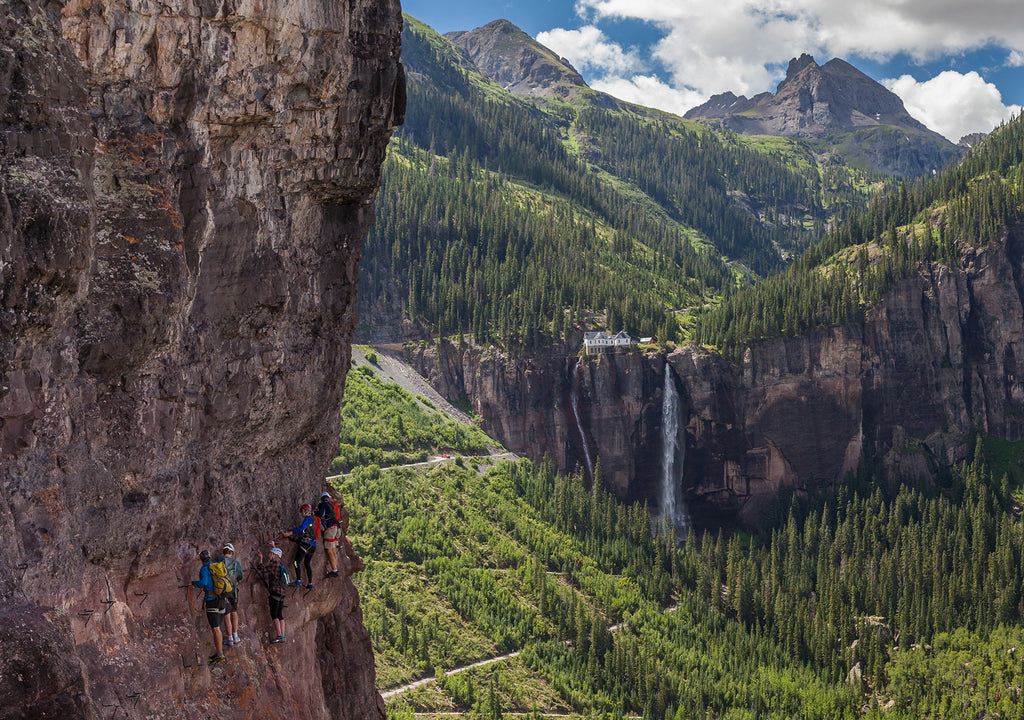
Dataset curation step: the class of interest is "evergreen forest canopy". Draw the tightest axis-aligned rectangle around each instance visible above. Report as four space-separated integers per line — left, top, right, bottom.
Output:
696 113 1024 358
357 15 890 352
334 353 1024 718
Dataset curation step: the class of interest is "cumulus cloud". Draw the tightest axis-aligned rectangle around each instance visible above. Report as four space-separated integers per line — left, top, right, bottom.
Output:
537 27 701 115
590 75 705 116
576 0 1024 60
536 26 644 76
570 0 818 98
885 71 1022 142
561 0 1024 114
1009 50 1024 67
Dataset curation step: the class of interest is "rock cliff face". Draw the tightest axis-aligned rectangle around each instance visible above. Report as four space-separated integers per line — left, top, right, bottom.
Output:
0 0 403 717
402 344 665 501
407 228 1024 528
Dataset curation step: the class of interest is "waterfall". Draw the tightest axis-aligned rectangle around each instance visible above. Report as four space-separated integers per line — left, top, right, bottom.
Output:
571 358 594 483
660 363 690 537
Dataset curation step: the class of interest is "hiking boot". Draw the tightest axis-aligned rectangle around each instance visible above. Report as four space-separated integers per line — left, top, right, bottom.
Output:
326 570 339 578
210 654 226 665
224 637 233 647
305 583 314 590
288 581 303 587
271 635 286 644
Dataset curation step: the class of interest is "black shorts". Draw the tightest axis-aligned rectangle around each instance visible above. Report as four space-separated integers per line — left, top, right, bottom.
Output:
205 597 226 628
269 596 284 621
224 590 240 613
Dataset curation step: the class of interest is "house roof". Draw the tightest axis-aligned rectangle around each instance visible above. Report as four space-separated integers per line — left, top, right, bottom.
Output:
583 330 631 342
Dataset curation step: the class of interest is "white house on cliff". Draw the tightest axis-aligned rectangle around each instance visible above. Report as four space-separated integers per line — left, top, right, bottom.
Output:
583 330 632 354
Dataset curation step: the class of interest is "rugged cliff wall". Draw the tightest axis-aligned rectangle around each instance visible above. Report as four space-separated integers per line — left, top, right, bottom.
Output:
0 0 403 717
407 228 1024 527
403 343 666 503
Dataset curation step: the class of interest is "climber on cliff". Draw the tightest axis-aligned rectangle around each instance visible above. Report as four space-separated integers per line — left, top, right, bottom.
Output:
281 504 319 590
315 491 342 578
214 543 245 647
192 549 227 665
255 546 289 643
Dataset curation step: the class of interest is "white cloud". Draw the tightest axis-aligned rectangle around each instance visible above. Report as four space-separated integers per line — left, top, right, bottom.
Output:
572 0 817 98
590 75 705 115
1009 50 1024 67
536 26 702 115
576 0 1024 60
885 71 1022 142
536 26 644 76
567 0 1024 112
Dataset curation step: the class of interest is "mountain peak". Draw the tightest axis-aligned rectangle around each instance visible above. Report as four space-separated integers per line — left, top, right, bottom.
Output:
445 19 589 101
785 53 818 81
687 52 935 139
685 52 961 175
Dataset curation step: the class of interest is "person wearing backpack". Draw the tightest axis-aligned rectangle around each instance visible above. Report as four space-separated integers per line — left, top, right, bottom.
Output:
315 491 342 578
281 503 319 590
192 549 227 664
214 543 245 647
255 546 289 643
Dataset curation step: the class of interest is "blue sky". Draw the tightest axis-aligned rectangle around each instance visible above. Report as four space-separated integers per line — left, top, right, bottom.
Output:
402 0 1023 143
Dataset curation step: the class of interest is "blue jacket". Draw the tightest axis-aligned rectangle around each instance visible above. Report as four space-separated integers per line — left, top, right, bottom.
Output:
193 562 215 600
290 516 317 548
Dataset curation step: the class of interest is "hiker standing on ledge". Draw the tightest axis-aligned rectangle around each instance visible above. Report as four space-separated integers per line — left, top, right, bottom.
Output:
256 546 289 643
281 504 319 590
215 543 244 647
193 549 226 665
316 491 342 578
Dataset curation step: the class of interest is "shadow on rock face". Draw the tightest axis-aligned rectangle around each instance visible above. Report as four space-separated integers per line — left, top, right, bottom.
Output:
0 602 95 720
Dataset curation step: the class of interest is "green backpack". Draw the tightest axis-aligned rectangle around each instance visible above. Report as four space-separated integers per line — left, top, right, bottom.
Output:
208 561 234 597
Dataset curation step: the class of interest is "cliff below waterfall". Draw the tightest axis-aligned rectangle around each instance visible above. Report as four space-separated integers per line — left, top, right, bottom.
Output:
0 0 403 716
406 225 1024 525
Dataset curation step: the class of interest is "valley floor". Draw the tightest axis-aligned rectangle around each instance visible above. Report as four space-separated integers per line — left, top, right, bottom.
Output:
336 347 1024 720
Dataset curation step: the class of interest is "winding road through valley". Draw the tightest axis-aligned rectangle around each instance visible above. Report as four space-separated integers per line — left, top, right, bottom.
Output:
379 605 679 701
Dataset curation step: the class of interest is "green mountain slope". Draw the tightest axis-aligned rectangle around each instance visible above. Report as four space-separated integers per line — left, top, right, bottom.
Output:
356 15 886 350
696 114 1024 357
328 351 492 474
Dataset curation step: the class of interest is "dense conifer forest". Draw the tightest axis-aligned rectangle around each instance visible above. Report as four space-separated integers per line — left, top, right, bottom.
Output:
334 354 1024 718
357 15 884 350
344 16 1024 718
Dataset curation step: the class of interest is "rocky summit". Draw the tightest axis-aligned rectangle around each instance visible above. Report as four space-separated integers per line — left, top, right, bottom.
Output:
446 19 591 101
686 53 963 176
687 53 928 137
0 0 403 717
